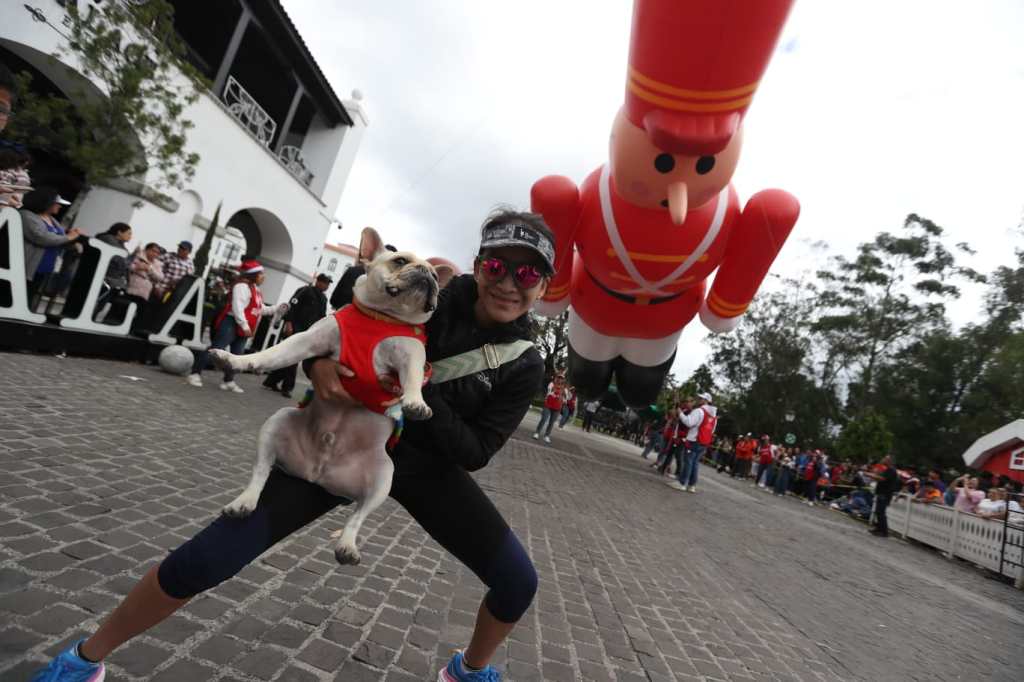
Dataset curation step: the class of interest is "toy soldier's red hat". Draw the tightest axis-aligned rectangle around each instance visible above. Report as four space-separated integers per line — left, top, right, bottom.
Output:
625 0 795 156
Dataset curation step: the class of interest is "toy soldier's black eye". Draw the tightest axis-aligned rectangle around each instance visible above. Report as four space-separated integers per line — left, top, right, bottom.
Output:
654 153 675 174
696 156 715 174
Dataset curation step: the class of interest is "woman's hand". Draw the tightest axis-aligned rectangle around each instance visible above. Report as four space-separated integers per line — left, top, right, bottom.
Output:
310 358 358 403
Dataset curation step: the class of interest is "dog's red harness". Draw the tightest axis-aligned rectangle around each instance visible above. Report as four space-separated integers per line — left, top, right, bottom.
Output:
334 301 427 415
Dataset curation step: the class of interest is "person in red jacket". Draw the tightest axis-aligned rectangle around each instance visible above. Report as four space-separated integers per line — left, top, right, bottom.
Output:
755 435 775 488
533 374 567 443
734 435 756 479
188 259 286 393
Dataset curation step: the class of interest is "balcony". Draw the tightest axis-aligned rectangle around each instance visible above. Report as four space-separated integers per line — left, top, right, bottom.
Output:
276 145 314 187
169 0 351 192
220 75 314 187
223 75 276 147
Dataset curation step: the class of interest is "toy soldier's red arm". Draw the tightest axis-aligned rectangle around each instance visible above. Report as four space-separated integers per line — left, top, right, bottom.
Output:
531 175 582 313
700 189 799 332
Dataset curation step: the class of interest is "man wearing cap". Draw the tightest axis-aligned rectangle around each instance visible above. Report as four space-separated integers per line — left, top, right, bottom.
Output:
159 240 195 296
262 273 332 398
667 392 716 492
531 0 799 408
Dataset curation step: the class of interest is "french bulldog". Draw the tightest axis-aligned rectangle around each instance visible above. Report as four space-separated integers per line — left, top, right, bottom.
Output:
209 243 447 565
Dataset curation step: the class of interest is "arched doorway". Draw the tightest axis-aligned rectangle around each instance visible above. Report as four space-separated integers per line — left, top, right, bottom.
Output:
0 39 148 212
221 207 296 349
225 207 294 302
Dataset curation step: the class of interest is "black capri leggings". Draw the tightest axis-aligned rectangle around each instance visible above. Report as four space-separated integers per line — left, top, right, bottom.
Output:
157 465 537 623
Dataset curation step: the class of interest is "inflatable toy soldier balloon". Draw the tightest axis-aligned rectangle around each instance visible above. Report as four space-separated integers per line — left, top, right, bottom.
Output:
532 0 800 406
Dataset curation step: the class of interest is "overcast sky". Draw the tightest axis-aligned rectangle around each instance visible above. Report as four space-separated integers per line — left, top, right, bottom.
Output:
286 0 1024 382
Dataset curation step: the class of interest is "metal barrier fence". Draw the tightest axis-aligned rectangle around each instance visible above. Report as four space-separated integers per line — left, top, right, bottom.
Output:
887 493 1024 588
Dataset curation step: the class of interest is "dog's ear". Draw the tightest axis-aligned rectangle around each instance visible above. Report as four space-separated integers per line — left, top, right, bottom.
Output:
358 227 386 263
427 257 459 289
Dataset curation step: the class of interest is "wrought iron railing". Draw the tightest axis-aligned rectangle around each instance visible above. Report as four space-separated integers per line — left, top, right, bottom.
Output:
277 145 314 187
219 77 320 189
222 75 277 147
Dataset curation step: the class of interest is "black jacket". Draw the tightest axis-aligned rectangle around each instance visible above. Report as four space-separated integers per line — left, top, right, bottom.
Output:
329 264 364 310
285 285 327 333
95 233 129 290
876 466 901 496
394 274 542 473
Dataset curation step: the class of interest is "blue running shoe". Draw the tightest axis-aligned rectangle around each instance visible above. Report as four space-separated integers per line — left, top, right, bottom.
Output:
30 640 105 682
437 651 500 681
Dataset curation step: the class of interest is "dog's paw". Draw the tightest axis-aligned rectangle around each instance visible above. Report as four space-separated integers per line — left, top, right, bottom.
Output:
223 491 259 517
208 348 235 370
334 542 361 566
401 398 432 421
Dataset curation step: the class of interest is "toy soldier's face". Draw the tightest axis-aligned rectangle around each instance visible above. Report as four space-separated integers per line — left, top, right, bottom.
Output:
608 109 742 224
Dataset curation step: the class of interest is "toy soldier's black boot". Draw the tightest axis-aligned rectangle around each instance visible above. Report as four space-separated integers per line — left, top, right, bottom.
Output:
613 351 677 408
567 344 614 401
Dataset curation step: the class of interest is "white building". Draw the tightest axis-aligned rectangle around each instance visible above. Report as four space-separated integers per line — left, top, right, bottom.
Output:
317 241 359 301
1 0 368 304
208 226 248 273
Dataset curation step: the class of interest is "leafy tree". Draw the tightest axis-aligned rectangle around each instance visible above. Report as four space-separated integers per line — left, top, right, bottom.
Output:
706 278 837 444
528 310 569 385
874 328 969 468
6 0 205 221
655 371 680 410
705 215 1021 469
875 239 1024 468
678 363 716 400
812 214 984 417
963 332 1024 433
836 410 893 463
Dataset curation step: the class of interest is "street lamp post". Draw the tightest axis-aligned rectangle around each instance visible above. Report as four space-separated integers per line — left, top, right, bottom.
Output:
784 411 796 446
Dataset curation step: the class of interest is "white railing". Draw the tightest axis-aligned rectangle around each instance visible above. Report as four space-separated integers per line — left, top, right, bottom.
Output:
887 495 1024 583
223 75 277 147
277 145 314 187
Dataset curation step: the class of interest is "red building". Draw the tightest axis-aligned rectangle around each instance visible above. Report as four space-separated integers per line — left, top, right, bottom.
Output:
961 420 1024 484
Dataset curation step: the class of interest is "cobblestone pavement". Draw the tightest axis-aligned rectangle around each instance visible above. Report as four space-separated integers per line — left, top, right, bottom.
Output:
1 352 1023 682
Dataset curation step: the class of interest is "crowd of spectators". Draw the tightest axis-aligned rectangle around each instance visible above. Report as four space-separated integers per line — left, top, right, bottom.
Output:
20 206 200 336
634 403 1019 532
633 397 1024 537
0 62 203 335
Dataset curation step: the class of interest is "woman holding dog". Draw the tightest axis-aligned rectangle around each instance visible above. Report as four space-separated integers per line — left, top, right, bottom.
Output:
34 209 553 682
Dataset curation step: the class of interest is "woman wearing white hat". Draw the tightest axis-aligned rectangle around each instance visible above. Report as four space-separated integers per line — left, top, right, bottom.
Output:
187 258 286 392
18 186 80 302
